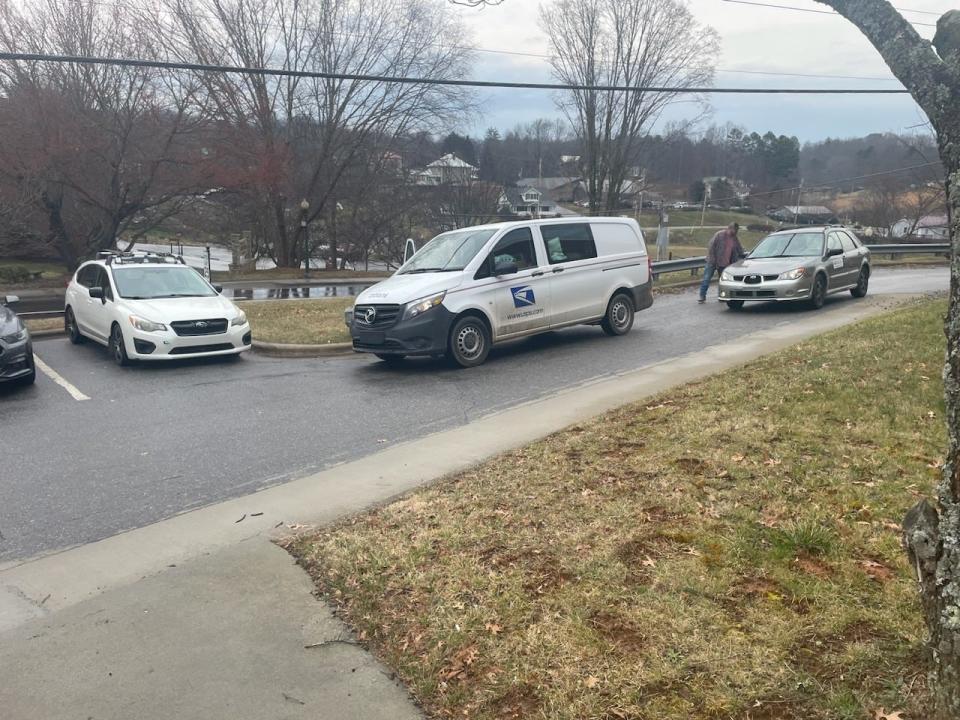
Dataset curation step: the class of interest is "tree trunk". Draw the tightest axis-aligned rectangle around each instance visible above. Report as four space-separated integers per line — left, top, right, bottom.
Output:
904 120 960 720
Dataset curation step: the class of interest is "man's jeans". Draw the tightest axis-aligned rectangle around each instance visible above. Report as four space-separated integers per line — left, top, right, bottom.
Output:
699 262 719 300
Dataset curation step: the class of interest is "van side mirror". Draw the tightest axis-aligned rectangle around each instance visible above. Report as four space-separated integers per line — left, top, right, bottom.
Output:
825 247 843 258
494 261 518 276
213 285 223 294
89 287 104 301
2 294 19 305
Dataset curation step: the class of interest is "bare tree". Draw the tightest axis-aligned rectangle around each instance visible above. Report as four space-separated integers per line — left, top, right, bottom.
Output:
0 0 214 269
801 2 960 715
155 0 474 268
540 0 718 213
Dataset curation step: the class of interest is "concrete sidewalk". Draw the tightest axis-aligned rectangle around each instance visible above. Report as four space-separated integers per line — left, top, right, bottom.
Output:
0 540 422 720
0 292 926 720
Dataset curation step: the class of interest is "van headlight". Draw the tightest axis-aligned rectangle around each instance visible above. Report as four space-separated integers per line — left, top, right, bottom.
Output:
231 310 247 326
403 292 446 320
128 315 167 332
778 268 807 280
720 270 733 281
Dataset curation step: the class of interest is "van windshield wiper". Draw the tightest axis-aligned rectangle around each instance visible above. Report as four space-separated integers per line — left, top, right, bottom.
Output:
401 267 445 274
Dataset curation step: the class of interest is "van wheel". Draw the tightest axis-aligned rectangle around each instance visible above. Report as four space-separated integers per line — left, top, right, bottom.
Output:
65 308 84 344
447 316 490 368
601 292 634 336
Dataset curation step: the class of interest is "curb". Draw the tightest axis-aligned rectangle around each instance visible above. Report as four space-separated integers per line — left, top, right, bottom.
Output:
251 339 354 358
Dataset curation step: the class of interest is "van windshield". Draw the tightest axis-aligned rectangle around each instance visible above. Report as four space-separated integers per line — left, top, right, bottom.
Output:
399 228 497 274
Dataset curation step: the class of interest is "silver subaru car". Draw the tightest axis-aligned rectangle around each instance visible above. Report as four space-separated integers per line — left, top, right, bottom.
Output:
718 226 871 310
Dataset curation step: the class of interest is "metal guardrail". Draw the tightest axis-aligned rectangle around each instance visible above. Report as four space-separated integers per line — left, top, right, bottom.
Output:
650 243 951 280
7 242 952 316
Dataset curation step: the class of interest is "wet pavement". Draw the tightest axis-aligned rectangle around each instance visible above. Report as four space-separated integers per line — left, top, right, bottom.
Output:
0 266 949 564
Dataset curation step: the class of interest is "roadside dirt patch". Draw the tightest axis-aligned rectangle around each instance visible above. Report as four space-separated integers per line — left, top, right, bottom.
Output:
484 683 541 718
793 553 833 579
588 611 647 654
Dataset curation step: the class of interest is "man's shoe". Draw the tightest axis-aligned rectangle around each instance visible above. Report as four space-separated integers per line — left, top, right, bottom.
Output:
697 298 706 304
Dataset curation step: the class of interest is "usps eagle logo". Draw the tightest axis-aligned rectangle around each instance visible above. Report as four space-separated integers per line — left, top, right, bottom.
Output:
511 285 536 308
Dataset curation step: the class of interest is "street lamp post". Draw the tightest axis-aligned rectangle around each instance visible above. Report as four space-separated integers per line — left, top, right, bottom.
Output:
300 199 310 280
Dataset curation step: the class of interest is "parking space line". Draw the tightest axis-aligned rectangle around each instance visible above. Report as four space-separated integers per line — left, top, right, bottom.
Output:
33 355 91 401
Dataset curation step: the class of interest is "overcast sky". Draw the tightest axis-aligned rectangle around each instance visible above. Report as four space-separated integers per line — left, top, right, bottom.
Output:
449 0 945 143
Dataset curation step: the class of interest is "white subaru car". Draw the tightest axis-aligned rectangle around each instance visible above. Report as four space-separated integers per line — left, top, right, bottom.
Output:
64 252 251 365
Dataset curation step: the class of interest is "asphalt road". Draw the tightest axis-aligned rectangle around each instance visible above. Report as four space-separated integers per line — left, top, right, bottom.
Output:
0 267 949 564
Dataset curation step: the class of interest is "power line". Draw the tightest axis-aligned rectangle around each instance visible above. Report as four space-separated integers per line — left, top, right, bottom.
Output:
64 0 904 83
0 52 914 94
719 0 937 27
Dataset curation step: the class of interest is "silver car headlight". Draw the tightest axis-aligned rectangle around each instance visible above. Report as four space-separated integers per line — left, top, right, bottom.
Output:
720 270 733 281
778 268 807 280
231 310 247 327
128 315 167 332
403 292 446 321
1 327 26 343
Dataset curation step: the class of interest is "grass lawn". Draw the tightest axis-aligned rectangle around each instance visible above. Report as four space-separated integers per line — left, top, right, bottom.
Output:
243 298 353 345
287 298 948 720
24 317 63 333
0 260 70 290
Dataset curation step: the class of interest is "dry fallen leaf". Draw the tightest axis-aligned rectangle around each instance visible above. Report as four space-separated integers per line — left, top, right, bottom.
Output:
485 623 502 636
764 458 782 467
641 555 656 568
872 708 905 720
730 453 745 463
585 675 600 688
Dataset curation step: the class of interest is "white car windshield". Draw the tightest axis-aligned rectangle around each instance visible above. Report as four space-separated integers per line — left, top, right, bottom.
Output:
112 266 218 299
399 228 497 274
749 232 824 258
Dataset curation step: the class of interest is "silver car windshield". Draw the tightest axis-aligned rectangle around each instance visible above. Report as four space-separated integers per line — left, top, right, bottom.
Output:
399 228 497 274
749 232 824 258
112 266 218 299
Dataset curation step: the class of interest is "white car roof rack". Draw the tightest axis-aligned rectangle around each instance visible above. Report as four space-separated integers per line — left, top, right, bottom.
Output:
98 250 188 267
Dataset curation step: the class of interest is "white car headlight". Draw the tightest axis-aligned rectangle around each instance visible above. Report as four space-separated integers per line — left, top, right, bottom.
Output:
128 315 167 332
231 310 247 327
403 292 446 321
720 270 733 281
778 268 807 280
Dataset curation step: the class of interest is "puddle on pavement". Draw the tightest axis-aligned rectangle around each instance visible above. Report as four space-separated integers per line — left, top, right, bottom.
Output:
225 285 370 300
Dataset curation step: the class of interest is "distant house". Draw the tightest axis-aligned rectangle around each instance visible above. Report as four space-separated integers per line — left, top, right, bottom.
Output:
768 205 838 225
516 177 586 203
412 153 478 186
498 186 576 217
891 214 949 240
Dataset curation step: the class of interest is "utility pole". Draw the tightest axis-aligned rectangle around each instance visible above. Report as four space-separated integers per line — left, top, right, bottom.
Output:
794 178 804 223
700 183 710 227
656 202 670 261
300 199 311 280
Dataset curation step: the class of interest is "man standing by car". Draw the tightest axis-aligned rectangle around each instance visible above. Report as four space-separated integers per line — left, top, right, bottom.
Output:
699 222 745 304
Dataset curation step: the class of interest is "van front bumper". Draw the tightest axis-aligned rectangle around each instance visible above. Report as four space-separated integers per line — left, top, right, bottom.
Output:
350 305 455 356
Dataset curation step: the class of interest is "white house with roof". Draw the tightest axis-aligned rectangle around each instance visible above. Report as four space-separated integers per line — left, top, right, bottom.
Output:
891 214 949 240
412 153 478 186
498 185 578 217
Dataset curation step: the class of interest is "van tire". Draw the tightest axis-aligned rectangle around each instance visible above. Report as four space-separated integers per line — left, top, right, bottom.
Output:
447 316 491 368
601 292 634 336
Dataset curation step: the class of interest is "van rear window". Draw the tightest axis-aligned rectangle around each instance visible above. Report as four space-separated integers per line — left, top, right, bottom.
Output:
540 223 597 264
